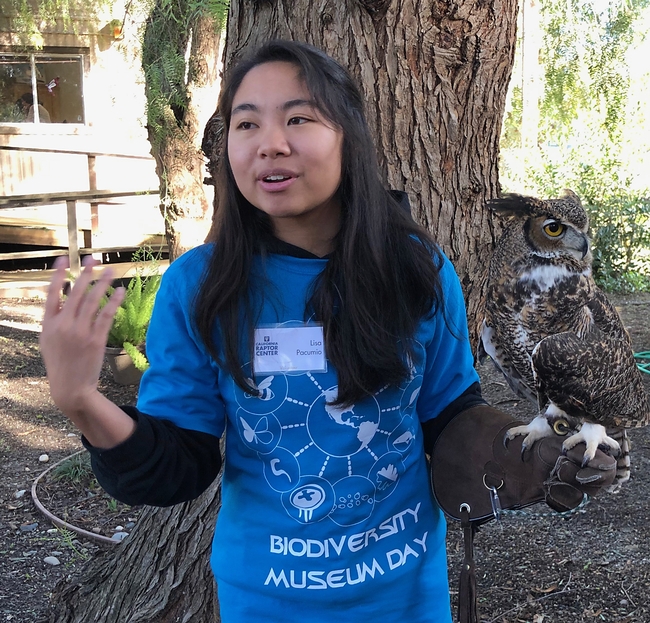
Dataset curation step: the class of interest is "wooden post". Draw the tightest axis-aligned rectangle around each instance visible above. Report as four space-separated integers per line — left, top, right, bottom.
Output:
66 199 81 276
87 154 101 260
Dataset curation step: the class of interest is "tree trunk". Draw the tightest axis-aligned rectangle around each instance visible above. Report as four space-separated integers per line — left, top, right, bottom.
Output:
222 0 518 346
143 1 222 260
48 474 222 623
49 2 517 622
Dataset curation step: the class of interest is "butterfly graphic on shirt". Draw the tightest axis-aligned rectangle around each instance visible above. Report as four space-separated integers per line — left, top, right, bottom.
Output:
240 415 274 445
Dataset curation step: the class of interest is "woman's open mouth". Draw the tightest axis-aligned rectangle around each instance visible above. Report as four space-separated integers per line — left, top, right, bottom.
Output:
258 172 297 192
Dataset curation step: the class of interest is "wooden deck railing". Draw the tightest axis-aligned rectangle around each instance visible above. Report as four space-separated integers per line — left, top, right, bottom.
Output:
0 188 161 275
1 143 162 275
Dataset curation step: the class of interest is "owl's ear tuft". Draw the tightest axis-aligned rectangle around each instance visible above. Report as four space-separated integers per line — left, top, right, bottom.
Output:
486 194 543 217
561 189 583 206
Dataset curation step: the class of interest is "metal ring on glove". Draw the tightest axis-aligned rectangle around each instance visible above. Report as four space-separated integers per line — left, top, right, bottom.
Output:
553 418 571 435
482 474 504 491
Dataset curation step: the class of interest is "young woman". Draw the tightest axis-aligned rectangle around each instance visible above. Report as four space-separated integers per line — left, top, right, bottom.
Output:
40 40 615 623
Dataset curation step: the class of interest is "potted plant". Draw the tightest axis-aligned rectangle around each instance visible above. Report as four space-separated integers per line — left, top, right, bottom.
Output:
103 266 162 385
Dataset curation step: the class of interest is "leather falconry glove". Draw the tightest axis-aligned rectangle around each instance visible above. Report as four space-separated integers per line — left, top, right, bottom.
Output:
431 404 617 523
431 404 617 623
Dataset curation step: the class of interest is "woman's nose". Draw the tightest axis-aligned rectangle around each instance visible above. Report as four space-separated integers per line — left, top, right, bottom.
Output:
257 124 291 158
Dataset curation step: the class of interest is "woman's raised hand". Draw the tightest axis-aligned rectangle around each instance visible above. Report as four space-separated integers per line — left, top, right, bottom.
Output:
40 256 125 418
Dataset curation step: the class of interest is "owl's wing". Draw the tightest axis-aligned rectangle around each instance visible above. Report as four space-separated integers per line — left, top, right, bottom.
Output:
532 330 650 429
480 320 539 406
586 287 632 343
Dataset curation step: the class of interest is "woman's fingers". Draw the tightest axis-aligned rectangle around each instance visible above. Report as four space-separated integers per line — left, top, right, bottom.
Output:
62 258 102 317
94 286 126 338
43 256 70 321
76 267 118 324
43 256 122 341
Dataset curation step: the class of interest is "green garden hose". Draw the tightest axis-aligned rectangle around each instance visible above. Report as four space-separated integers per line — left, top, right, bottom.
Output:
634 351 650 374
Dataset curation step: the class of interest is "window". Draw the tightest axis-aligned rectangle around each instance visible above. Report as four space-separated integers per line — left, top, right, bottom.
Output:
0 53 85 124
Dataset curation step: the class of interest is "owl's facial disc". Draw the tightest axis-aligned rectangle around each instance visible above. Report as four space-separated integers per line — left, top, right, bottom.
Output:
527 217 590 261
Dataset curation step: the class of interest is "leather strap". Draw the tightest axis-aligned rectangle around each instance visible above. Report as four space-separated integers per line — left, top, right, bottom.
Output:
458 507 479 623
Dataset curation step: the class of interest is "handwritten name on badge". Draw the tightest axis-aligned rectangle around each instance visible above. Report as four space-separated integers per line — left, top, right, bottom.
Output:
254 325 326 374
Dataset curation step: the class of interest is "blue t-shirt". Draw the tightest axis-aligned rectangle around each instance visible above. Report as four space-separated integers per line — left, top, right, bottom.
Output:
138 244 479 623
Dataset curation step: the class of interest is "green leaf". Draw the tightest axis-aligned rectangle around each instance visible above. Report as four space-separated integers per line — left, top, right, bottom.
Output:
123 342 150 372
106 249 162 349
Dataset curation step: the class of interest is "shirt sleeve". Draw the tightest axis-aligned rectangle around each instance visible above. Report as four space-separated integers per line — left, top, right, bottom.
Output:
416 253 480 423
420 381 485 454
136 247 226 438
82 407 222 507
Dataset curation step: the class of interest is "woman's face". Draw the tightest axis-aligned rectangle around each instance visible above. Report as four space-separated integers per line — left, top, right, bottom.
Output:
227 61 344 240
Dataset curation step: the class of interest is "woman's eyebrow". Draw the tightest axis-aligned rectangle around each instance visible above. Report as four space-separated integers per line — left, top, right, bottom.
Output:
231 102 257 116
281 98 315 111
231 98 316 117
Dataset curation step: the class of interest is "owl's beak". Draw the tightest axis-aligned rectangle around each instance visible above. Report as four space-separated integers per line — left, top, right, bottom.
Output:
566 231 590 261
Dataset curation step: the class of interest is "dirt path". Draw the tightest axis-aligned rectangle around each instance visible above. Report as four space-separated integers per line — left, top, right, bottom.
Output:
0 296 648 622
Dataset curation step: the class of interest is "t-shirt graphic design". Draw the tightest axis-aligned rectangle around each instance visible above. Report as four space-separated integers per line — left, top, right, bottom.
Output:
233 340 423 528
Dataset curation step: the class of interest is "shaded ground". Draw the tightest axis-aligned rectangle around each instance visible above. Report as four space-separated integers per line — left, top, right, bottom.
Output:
0 299 138 623
0 295 648 622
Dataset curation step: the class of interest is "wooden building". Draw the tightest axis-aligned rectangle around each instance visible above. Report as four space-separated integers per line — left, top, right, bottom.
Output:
0 2 166 272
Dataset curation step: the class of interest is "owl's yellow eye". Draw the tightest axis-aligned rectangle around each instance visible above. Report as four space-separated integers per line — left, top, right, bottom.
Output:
543 222 565 237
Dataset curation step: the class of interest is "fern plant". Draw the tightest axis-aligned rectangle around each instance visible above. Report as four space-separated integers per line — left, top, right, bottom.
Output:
105 272 162 371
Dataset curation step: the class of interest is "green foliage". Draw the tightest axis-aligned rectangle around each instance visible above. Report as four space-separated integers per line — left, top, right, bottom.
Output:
514 151 650 293
101 247 162 370
586 192 650 293
52 452 93 486
0 100 22 122
54 526 92 561
539 0 649 143
5 0 113 48
142 0 228 147
540 3 588 139
501 2 650 292
501 86 523 150
106 271 161 348
123 340 150 371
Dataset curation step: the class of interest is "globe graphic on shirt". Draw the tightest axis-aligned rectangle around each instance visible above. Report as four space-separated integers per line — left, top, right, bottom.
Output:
306 387 380 457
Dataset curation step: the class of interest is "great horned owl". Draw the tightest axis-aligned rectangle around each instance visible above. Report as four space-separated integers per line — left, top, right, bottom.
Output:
479 190 649 488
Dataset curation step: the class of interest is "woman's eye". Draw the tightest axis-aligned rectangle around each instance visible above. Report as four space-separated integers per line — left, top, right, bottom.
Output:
288 116 308 125
236 121 255 130
543 222 565 237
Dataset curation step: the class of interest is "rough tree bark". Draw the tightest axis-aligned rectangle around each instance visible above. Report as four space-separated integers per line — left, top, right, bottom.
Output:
48 2 517 621
48 474 222 623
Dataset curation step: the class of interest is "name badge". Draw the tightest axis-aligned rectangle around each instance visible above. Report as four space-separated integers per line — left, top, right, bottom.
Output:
254 325 326 374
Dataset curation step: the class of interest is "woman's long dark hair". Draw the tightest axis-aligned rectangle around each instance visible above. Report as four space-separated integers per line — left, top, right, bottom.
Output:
195 40 444 407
